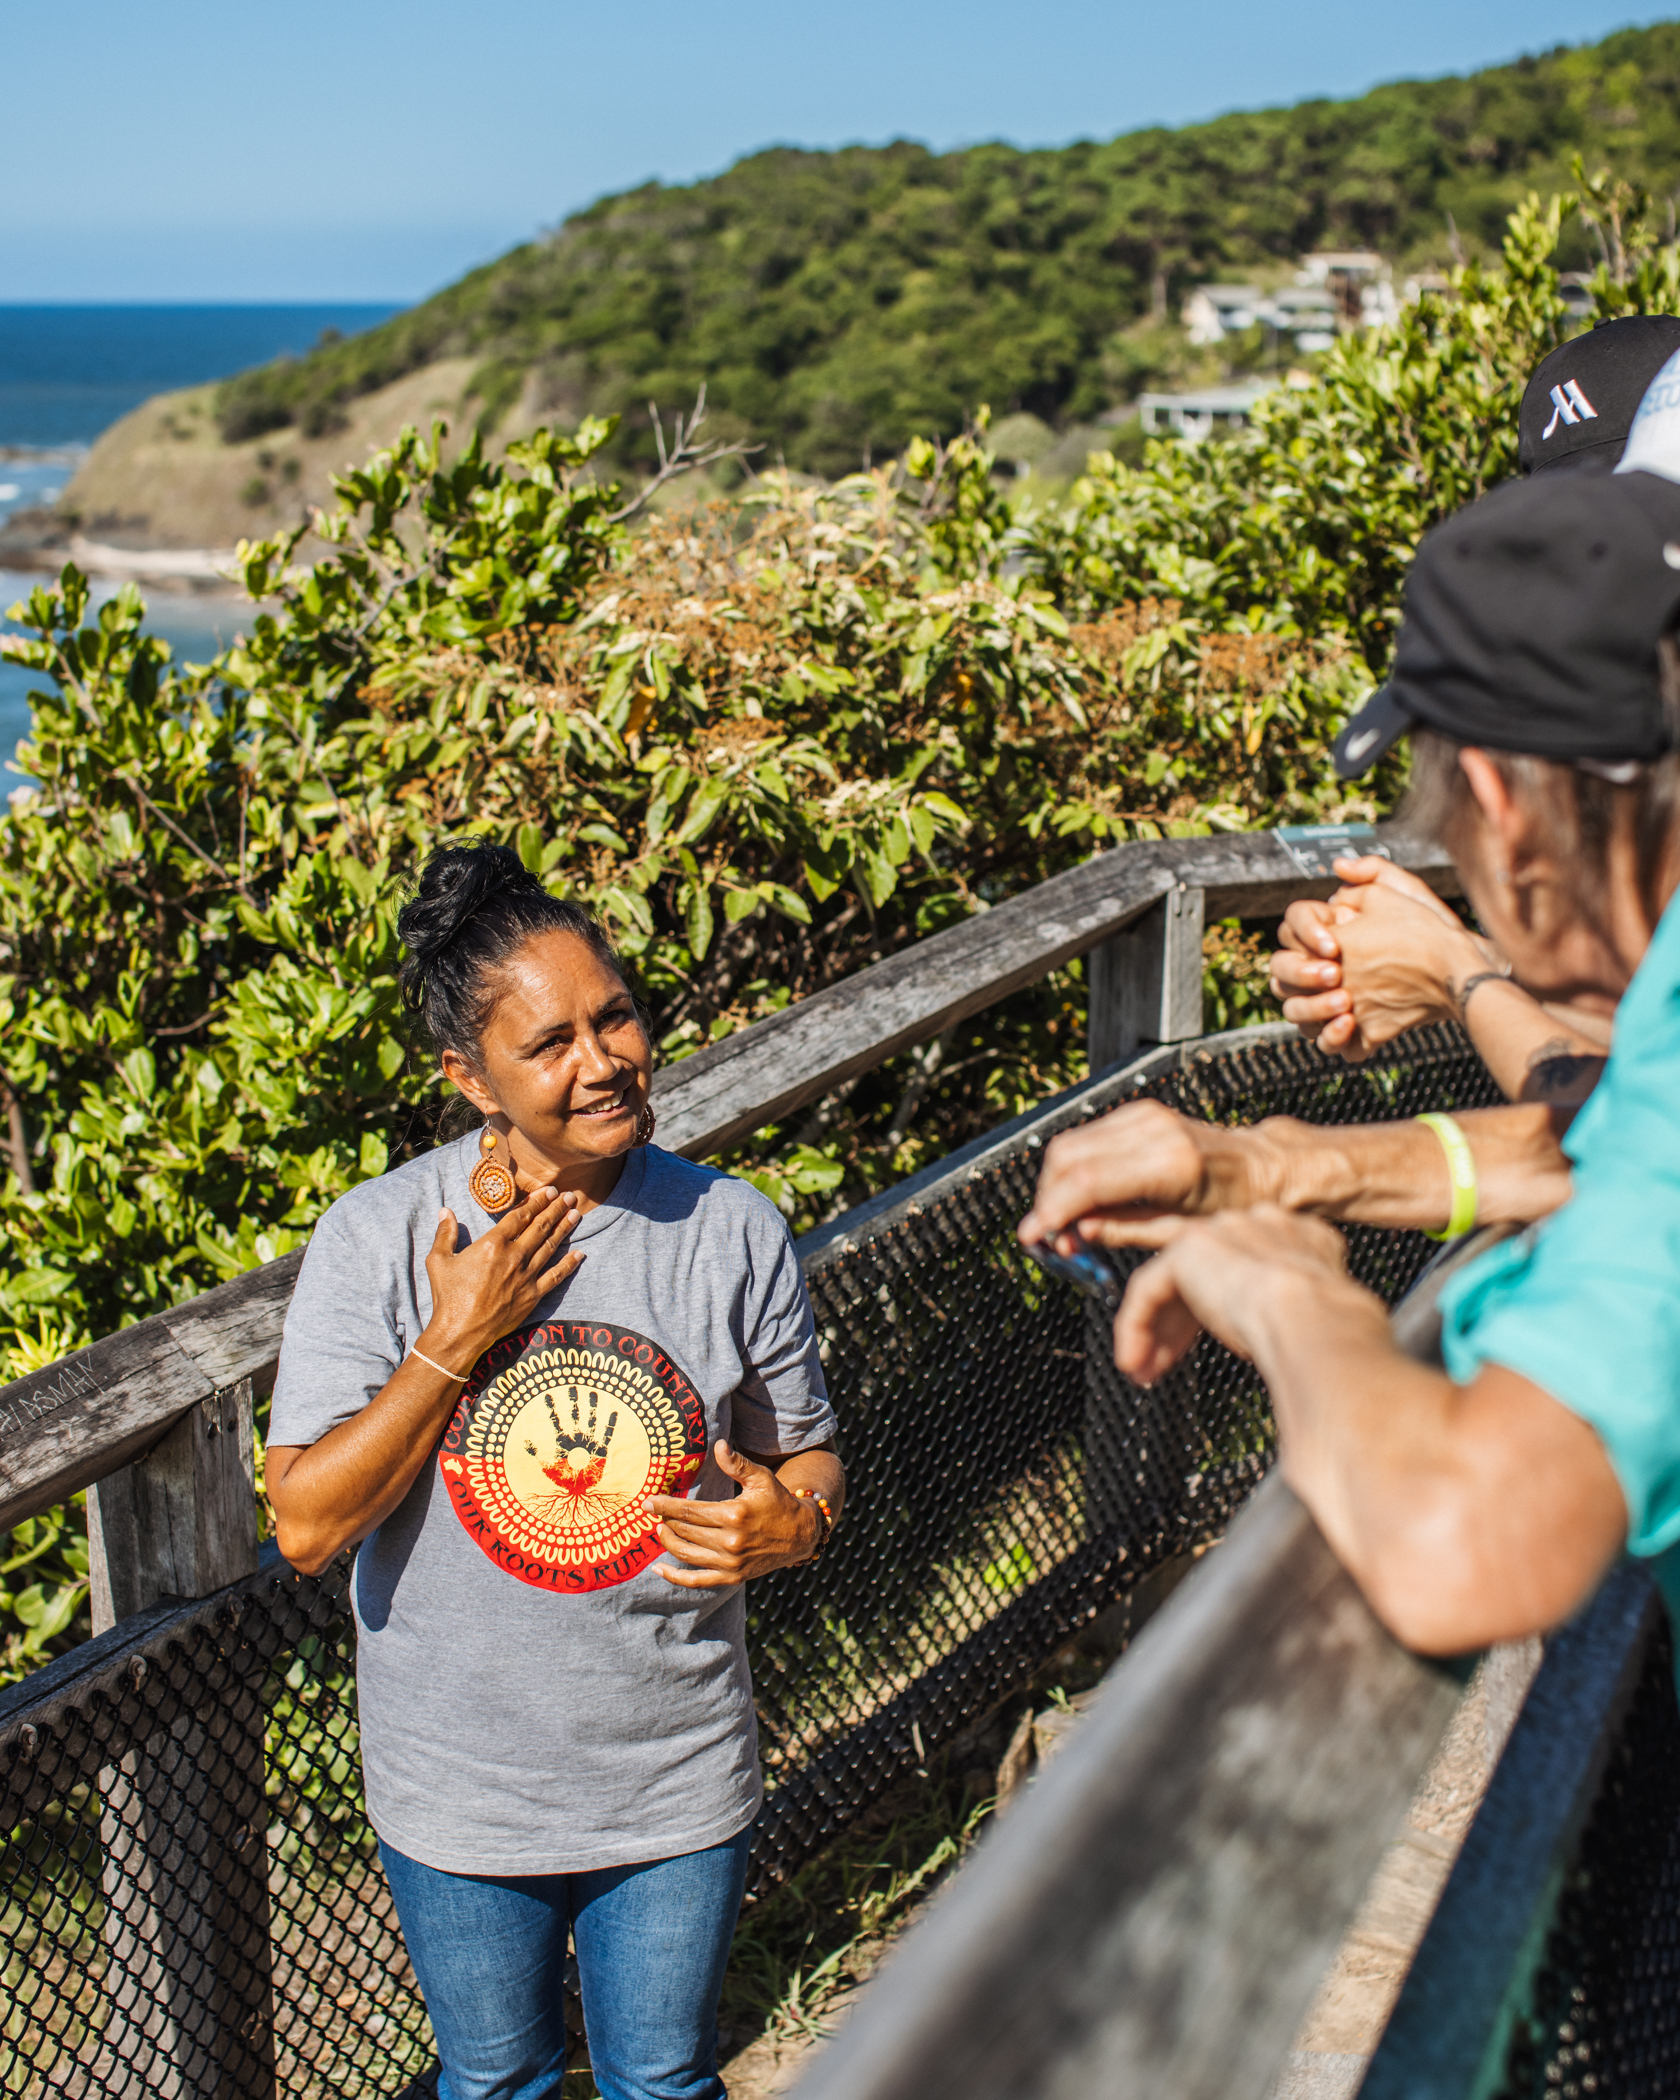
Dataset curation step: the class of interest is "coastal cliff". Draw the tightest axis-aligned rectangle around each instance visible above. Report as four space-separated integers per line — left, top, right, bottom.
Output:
1 357 541 574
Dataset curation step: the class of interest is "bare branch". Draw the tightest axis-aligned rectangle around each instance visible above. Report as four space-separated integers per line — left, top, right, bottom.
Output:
121 776 255 902
610 387 763 525
1 1080 34 1197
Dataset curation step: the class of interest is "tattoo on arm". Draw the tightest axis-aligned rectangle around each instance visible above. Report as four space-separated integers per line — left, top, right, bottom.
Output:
1520 1036 1609 1106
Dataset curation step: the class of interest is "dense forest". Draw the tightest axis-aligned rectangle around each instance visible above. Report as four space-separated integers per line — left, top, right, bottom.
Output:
214 22 1680 475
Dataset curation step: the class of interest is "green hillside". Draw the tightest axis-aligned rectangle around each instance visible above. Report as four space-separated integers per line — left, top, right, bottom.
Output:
218 21 1680 476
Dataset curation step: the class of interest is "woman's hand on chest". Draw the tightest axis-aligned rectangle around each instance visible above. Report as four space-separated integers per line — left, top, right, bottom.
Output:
645 1439 841 1588
424 1185 584 1369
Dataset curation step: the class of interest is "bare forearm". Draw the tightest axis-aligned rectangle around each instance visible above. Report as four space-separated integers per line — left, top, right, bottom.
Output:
1246 1281 1480 1644
1454 975 1608 1111
743 1443 846 1537
271 1187 588 1575
1248 1283 1623 1651
270 1358 462 1572
1254 1104 1572 1228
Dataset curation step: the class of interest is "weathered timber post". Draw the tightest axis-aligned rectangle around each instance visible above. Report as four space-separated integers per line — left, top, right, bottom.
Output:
1083 889 1206 1545
89 1378 260 1633
92 1379 275 2100
1086 886 1205 1073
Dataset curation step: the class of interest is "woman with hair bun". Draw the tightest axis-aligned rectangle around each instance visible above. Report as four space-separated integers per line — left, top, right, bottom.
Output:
267 840 843 2100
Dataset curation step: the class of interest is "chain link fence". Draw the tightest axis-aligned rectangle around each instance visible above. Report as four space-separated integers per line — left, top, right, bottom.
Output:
0 1558 425 2099
1 1022 1518 2096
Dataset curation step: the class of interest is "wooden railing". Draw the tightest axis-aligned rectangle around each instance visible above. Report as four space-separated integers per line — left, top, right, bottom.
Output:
0 821 1455 1622
790 1472 1465 2100
653 822 1457 1158
783 1239 1477 2100
7 819 1654 2100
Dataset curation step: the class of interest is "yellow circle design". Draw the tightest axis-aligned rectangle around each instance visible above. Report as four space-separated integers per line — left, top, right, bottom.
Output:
455 1345 694 1578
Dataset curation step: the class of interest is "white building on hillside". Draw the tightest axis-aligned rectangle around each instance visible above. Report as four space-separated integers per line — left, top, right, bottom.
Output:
1268 284 1339 352
1183 285 1272 346
1180 251 1398 356
1136 382 1275 441
1296 252 1399 331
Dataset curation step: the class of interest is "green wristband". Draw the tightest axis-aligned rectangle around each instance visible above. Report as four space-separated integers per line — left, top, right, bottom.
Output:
1416 1112 1478 1241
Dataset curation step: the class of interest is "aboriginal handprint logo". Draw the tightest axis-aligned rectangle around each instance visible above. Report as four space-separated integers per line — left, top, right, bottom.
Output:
527 1385 619 1517
440 1319 707 1593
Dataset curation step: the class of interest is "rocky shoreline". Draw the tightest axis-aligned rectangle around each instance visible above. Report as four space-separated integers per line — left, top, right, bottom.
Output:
0 505 243 592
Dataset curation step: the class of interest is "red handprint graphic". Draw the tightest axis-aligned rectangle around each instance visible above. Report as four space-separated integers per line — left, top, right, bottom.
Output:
526 1385 622 1522
444 1326 708 1590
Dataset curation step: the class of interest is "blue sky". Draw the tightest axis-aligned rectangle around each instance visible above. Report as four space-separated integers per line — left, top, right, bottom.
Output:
3 0 1675 302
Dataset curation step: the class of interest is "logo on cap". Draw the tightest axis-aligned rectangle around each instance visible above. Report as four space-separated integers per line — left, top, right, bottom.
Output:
1542 379 1599 441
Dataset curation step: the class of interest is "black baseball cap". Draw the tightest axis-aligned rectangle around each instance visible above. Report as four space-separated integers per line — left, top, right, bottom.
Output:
1332 467 1680 778
1519 314 1680 476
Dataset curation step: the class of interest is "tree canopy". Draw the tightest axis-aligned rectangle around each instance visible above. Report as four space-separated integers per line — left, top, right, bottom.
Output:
215 23 1680 475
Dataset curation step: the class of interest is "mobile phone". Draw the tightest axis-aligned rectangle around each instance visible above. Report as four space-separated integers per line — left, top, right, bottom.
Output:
1024 1235 1123 1317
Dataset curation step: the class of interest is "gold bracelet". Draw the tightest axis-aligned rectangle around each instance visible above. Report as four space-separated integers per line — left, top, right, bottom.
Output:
410 1346 468 1383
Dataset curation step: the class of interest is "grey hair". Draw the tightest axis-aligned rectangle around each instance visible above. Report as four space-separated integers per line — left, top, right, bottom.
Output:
1399 640 1680 938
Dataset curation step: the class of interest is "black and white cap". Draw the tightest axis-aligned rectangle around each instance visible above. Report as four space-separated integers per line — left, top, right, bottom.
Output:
1518 313 1680 477
1331 466 1680 778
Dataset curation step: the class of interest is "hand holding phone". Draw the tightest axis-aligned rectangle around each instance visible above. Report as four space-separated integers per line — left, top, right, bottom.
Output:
1024 1233 1122 1317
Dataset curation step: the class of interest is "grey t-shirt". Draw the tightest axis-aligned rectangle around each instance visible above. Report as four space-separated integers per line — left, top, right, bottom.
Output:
268 1136 834 1875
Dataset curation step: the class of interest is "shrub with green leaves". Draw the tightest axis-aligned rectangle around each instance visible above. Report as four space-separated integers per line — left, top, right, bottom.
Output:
2 181 1673 1679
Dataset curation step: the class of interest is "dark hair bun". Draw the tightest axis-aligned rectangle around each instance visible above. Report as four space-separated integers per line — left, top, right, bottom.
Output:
397 843 542 977
397 840 623 1062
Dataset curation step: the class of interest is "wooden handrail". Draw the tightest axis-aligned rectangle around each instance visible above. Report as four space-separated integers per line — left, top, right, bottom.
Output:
782 1220 1513 2100
654 824 1455 1158
0 825 1454 1535
0 1253 301 1536
787 1474 1465 2100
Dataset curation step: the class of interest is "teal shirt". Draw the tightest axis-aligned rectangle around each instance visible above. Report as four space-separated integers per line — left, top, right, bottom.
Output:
1441 893 1680 1621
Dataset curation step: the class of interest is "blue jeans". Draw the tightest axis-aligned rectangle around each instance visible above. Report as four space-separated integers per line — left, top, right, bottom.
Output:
379 1829 752 2100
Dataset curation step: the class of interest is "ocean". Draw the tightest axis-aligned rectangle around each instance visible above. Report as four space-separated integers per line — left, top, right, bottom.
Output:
0 303 400 788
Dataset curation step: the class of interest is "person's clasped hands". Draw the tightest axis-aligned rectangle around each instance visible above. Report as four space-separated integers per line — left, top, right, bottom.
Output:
1269 854 1501 1059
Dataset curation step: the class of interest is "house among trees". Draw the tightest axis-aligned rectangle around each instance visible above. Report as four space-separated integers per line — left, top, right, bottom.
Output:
1180 284 1275 343
1298 251 1399 331
1136 381 1275 441
1182 251 1398 356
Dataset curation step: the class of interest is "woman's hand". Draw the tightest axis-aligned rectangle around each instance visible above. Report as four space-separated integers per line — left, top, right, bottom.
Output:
269 1184 584 1574
1269 856 1493 1059
420 1184 584 1371
1113 1207 1365 1385
645 1441 837 1589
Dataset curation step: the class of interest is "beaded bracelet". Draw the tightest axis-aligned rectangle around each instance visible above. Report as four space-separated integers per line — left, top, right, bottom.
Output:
793 1488 835 1566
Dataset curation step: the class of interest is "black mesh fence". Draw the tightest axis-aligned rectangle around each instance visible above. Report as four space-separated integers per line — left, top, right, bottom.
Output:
749 1021 1503 1883
0 1021 1504 2097
1487 1613 1680 2100
0 1559 426 2099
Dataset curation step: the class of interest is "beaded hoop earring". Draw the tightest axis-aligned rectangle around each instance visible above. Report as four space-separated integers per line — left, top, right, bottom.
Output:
636 1102 657 1148
467 1126 517 1213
